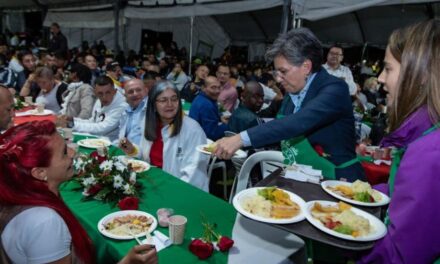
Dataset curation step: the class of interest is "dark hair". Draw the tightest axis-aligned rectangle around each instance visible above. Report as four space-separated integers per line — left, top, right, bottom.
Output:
94 75 114 87
54 50 66 60
143 70 160 81
51 22 60 29
70 63 92 84
106 61 120 72
145 80 183 141
328 44 344 54
216 63 230 72
17 49 33 63
265 28 323 73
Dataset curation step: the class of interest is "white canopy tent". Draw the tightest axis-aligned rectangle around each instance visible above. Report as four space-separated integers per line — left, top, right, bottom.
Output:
2 0 439 62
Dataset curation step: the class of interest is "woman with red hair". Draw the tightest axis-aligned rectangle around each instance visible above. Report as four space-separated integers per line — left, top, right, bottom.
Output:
0 121 157 264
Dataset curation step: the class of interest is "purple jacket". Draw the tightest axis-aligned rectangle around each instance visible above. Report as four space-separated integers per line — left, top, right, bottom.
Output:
360 106 440 263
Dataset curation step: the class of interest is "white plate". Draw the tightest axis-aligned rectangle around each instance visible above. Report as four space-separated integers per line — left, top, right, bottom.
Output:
77 138 111 149
304 200 387 242
98 210 157 240
125 159 151 173
232 187 306 224
321 180 390 207
16 109 54 116
196 144 247 159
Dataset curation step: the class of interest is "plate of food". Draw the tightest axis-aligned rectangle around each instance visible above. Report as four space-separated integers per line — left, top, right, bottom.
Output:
98 210 157 240
321 180 390 207
77 138 112 149
233 186 306 224
305 200 387 242
126 159 151 173
196 143 247 159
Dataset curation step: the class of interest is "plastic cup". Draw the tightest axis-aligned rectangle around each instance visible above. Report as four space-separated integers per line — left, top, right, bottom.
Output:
36 103 45 113
24 96 33 104
168 215 187 245
63 128 74 141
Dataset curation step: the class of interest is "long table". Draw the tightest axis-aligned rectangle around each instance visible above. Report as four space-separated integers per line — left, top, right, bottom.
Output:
60 136 237 264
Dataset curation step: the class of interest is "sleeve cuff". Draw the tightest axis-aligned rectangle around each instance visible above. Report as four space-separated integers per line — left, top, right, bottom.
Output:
240 131 252 147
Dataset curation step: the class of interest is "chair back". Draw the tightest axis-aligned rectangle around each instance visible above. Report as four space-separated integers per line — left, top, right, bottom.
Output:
229 150 284 203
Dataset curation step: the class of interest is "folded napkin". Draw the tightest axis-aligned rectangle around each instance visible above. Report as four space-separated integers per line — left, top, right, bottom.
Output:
283 164 323 184
141 231 172 252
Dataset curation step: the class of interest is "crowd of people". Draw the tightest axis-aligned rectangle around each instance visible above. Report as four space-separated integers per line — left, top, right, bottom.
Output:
0 18 439 263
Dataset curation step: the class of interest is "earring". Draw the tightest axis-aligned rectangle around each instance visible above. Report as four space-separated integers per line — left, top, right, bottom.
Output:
43 176 47 181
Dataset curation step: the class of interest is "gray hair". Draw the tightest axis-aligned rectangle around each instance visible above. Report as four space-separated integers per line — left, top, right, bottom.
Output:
265 28 323 73
145 80 183 141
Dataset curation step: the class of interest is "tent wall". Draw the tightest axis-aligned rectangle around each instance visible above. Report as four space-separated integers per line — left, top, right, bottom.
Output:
128 16 230 59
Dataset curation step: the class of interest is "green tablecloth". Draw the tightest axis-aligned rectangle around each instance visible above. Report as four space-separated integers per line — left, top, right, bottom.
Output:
62 135 236 263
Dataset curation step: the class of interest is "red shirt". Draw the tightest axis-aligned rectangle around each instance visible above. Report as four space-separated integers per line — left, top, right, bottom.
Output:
149 123 163 168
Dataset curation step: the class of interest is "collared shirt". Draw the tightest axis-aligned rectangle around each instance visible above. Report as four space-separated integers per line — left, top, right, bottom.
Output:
323 63 357 95
288 73 317 113
240 73 316 146
124 97 147 145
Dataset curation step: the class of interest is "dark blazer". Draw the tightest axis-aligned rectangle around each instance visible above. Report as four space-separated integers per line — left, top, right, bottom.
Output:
247 68 364 181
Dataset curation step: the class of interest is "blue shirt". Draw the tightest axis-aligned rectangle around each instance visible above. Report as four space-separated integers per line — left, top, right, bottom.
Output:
240 73 317 146
124 97 147 145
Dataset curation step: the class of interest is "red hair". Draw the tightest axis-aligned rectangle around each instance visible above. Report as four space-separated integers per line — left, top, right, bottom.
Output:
0 121 95 263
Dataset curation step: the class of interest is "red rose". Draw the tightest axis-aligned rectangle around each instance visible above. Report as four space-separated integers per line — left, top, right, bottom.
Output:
189 239 214 259
118 197 139 210
313 144 330 157
87 184 103 196
90 151 107 164
313 144 325 156
217 236 234 251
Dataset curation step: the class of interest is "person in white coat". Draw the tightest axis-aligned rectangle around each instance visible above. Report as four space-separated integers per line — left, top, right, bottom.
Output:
120 80 210 191
59 76 128 141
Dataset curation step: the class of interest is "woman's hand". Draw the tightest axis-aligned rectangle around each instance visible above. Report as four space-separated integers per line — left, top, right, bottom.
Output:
213 134 243 160
119 138 137 156
118 244 157 264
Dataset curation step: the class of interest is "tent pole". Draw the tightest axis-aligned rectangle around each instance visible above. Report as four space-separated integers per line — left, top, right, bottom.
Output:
188 16 194 76
114 0 120 54
280 0 290 33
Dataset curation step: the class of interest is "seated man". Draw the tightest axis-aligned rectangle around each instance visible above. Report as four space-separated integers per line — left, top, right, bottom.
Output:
58 76 127 141
189 76 228 141
117 78 149 146
229 81 264 133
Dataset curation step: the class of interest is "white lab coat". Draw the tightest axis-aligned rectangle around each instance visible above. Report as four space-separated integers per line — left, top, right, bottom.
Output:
138 116 210 191
74 91 128 141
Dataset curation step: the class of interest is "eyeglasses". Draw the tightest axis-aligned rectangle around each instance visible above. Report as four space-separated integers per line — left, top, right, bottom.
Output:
156 96 179 104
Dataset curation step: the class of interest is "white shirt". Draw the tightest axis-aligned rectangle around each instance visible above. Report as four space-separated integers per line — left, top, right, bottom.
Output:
323 63 357 96
35 83 62 114
1 207 71 264
74 90 128 141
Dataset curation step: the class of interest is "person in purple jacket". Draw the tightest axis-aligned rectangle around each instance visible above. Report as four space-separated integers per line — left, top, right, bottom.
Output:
360 19 440 263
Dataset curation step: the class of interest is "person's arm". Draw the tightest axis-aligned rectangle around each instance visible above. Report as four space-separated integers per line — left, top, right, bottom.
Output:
118 244 157 264
360 146 440 263
77 86 96 119
74 104 127 135
19 73 35 97
178 119 210 190
247 81 352 148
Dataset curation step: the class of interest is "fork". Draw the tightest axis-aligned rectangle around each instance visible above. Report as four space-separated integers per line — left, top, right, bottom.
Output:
128 227 143 245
